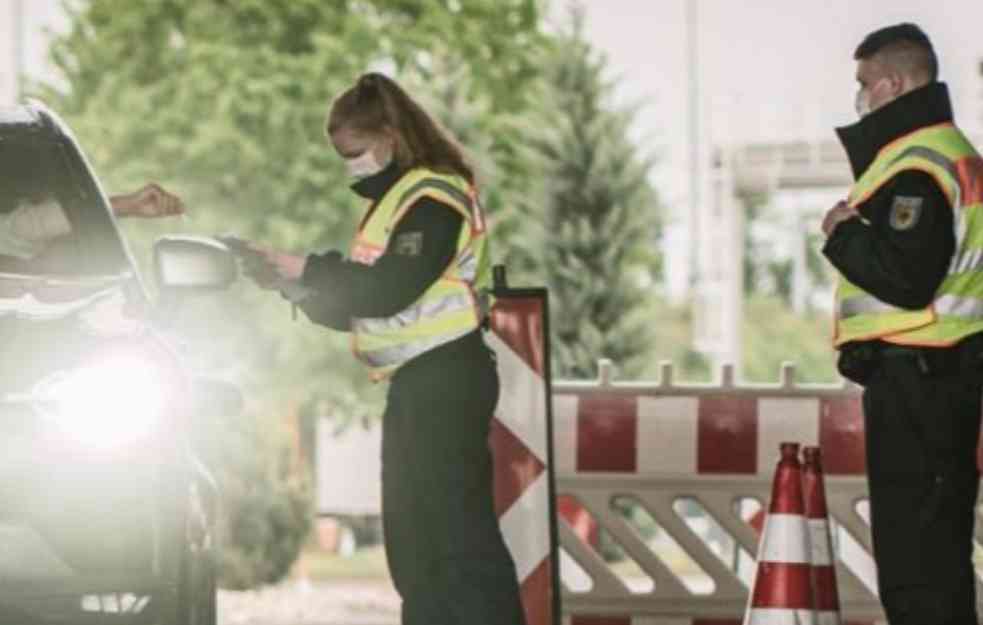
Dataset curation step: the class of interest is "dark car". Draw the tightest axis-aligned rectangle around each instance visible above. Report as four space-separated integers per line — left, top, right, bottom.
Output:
0 102 237 624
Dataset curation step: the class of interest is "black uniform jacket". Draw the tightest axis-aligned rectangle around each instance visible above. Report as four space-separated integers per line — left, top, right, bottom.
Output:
296 160 465 330
823 82 957 312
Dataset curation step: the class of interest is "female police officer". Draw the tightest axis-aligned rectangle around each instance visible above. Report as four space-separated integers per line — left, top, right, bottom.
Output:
243 73 526 625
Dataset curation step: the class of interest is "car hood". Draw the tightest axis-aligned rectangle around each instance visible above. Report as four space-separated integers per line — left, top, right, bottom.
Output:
0 275 150 393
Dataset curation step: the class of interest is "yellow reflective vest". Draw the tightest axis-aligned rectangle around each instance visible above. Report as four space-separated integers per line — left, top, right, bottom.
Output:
349 167 491 380
834 122 983 347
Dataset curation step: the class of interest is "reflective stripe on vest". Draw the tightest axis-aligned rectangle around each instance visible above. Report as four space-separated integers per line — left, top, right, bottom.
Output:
834 122 983 347
356 326 476 370
349 167 490 379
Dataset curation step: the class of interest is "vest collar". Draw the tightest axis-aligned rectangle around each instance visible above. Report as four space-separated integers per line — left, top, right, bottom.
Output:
836 81 954 180
350 159 404 201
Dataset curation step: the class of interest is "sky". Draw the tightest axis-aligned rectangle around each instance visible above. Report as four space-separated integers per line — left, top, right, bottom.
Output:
574 0 983 198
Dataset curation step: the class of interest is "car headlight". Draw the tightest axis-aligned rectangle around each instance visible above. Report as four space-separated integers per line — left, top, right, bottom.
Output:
32 355 167 450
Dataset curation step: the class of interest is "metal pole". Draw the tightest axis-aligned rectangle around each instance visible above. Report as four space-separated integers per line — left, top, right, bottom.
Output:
686 0 700 289
979 58 983 130
13 0 25 102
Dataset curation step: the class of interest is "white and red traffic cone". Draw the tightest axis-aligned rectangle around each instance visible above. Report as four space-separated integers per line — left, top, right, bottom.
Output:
802 446 842 625
744 442 816 625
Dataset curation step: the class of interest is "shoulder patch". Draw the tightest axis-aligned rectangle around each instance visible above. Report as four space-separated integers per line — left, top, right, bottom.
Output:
889 196 923 231
392 231 424 256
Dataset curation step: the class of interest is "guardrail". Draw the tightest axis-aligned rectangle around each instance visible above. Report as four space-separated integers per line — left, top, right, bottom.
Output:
551 361 983 623
317 358 983 624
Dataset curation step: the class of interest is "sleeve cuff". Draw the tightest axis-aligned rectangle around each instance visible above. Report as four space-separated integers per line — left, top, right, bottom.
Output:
300 250 343 288
822 218 865 259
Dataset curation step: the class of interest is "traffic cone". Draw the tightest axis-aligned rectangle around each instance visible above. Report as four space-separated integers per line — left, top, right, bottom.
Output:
802 446 842 625
744 442 816 625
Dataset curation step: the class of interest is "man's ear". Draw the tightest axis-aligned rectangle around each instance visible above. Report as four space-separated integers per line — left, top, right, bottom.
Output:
887 70 907 98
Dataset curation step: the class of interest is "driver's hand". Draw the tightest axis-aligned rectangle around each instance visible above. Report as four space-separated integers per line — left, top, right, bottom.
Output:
111 183 186 218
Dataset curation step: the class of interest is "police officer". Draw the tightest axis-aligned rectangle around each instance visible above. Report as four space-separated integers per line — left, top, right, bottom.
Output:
823 23 983 624
241 73 527 625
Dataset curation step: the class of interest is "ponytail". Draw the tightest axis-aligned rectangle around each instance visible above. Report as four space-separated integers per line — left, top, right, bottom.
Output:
327 73 475 184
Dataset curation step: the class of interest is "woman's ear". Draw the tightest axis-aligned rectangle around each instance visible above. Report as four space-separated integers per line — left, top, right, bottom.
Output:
381 125 399 149
382 126 408 167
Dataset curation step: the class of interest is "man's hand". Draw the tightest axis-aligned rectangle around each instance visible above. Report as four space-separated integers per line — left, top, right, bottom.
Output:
822 200 860 237
110 183 186 218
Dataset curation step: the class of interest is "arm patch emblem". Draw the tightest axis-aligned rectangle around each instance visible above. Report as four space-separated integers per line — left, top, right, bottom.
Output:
889 196 923 231
393 231 424 256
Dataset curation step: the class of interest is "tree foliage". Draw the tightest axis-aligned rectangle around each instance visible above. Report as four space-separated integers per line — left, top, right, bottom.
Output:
522 10 661 380
39 0 549 588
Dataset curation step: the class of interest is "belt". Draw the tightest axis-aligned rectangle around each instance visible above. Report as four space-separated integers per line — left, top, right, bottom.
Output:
879 345 939 357
878 343 963 375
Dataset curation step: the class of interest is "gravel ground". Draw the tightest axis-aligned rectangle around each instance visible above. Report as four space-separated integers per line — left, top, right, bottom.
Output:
217 579 400 625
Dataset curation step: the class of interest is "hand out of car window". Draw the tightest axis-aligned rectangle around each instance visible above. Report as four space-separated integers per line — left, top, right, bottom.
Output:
110 183 186 219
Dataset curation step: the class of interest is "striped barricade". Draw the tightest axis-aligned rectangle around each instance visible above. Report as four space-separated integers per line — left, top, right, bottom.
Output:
551 363 891 624
488 287 561 625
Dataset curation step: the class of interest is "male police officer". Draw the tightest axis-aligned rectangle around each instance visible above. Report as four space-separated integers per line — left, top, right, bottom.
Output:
822 23 983 624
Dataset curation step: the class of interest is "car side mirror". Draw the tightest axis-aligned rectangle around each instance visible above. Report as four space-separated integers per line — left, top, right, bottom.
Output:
153 235 237 293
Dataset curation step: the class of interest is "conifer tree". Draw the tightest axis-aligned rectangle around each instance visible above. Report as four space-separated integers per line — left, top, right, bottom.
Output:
525 11 661 380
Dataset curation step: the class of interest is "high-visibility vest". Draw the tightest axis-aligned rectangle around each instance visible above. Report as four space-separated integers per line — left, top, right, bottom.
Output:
350 167 491 380
834 122 983 347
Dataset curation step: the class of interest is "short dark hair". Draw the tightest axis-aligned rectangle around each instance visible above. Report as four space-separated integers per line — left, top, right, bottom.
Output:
854 23 938 82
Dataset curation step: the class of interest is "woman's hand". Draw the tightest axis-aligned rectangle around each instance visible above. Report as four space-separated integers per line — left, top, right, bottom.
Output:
110 183 186 218
240 242 308 288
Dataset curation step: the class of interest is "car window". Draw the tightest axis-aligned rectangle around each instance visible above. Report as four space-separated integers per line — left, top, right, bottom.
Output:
0 135 131 278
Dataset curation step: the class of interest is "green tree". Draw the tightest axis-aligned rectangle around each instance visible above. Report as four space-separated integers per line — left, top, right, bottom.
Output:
741 295 838 383
39 0 550 588
805 229 833 303
522 11 661 380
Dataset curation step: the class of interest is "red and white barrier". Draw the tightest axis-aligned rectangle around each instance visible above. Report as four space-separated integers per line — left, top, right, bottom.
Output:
553 389 866 477
489 292 559 625
552 375 887 623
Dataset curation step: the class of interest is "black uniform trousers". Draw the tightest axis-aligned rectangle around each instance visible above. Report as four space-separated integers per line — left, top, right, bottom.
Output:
863 352 982 624
381 330 527 625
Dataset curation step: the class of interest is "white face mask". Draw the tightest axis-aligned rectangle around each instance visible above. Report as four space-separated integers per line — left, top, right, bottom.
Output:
854 78 891 119
854 89 871 119
345 146 391 181
0 196 72 259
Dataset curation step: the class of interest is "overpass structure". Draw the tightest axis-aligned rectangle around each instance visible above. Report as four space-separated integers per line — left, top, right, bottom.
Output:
694 131 983 373
692 139 852 372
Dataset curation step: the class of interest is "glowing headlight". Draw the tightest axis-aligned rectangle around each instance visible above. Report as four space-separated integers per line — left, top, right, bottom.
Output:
33 356 167 450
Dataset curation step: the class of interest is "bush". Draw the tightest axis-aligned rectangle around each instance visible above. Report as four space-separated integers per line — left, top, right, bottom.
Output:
193 406 313 590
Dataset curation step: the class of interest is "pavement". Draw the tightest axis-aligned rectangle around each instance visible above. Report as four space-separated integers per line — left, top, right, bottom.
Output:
217 579 400 625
